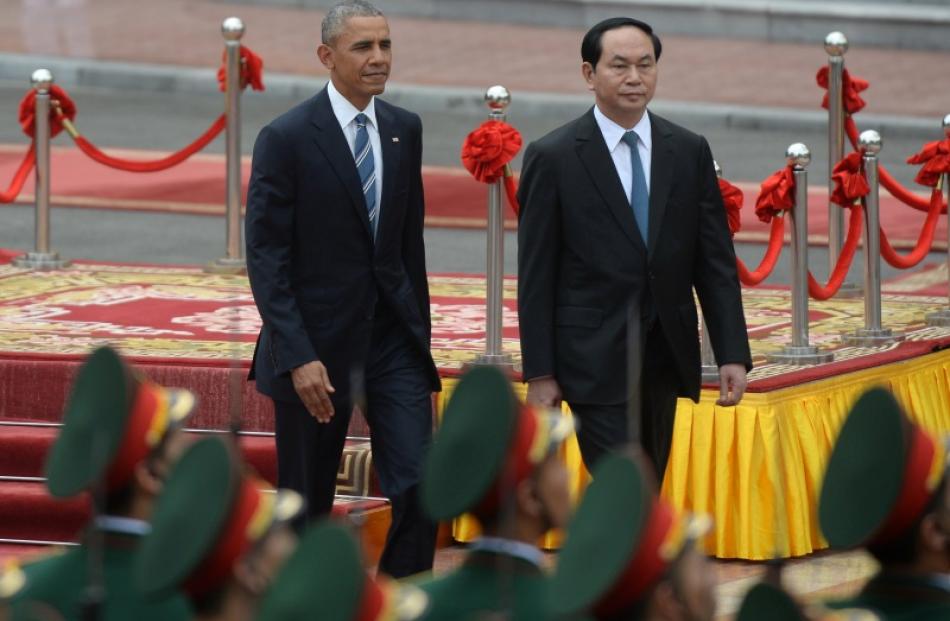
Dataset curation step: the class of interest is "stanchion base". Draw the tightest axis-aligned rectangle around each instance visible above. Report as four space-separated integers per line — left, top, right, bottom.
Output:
205 257 247 275
926 309 950 327
766 345 834 365
471 353 515 371
843 328 905 348
12 252 71 271
831 282 863 299
701 365 720 384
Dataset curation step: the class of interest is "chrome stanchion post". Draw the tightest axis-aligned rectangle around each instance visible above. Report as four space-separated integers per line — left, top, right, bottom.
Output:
474 85 513 368
699 161 723 382
925 115 950 326
14 69 70 270
825 31 860 297
767 144 833 364
207 16 247 274
845 131 904 346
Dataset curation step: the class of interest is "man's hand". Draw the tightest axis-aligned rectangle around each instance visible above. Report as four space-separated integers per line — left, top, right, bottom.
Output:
526 376 562 409
291 361 336 422
717 363 747 406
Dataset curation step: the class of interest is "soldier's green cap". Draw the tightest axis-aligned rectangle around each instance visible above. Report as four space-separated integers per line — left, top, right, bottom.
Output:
421 365 573 521
549 451 651 616
136 436 303 600
45 345 196 498
736 583 804 621
819 387 946 550
257 520 429 621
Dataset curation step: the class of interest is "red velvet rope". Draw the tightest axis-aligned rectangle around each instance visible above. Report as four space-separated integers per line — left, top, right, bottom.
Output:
845 117 948 214
736 216 785 286
880 187 943 269
908 138 950 188
831 151 869 206
816 66 869 115
72 115 226 173
0 143 35 203
719 177 743 236
461 119 523 215
504 175 520 216
807 205 863 300
217 45 265 92
18 85 77 139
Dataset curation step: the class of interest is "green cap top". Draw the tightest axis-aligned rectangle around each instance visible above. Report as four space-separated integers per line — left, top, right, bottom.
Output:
257 520 429 621
549 451 651 616
422 366 573 521
819 388 911 549
736 583 804 621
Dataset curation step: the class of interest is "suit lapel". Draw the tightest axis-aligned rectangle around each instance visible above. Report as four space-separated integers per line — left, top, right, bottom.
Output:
309 88 373 239
375 103 400 250
647 112 674 259
575 109 644 252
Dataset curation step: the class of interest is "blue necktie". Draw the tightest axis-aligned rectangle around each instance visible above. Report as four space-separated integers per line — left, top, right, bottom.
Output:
621 130 649 243
354 113 377 236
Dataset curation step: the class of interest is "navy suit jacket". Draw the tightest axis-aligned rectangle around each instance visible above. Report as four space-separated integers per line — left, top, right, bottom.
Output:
246 87 441 404
517 109 752 405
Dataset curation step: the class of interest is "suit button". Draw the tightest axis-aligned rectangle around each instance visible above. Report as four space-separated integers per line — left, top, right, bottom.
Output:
649 272 656 280
365 313 374 321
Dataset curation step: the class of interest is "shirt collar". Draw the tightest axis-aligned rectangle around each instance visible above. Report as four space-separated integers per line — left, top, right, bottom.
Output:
327 79 378 131
469 536 545 569
593 105 652 153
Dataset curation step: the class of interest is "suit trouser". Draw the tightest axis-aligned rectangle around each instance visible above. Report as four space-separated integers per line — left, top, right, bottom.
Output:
567 323 680 481
272 310 437 578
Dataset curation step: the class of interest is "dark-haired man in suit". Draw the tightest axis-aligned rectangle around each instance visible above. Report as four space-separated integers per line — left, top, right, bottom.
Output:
517 17 752 479
245 0 440 578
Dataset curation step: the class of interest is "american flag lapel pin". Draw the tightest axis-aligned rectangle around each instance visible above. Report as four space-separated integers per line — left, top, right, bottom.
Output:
392 136 400 143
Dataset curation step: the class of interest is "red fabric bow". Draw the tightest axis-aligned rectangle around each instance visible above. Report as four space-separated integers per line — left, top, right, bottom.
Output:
907 138 950 188
461 120 522 184
718 178 744 237
831 151 870 206
19 84 77 139
217 45 265 92
754 167 795 223
816 67 869 115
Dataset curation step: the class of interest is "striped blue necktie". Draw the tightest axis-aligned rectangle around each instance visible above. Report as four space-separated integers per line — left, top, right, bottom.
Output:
354 113 377 236
621 130 649 243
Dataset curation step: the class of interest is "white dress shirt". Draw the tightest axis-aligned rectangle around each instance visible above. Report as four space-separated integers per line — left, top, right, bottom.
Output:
327 80 383 222
593 105 652 203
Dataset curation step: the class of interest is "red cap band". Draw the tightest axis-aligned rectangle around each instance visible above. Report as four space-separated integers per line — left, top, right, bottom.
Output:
872 425 938 546
354 574 385 621
104 381 162 491
473 404 539 519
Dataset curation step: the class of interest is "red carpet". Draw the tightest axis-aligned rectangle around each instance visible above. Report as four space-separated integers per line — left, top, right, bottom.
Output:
0 144 943 248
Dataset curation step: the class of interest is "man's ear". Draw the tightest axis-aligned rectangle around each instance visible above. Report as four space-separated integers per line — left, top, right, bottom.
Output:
133 459 162 497
652 580 682 619
317 43 335 71
920 513 948 554
581 62 595 91
233 557 269 597
515 479 543 520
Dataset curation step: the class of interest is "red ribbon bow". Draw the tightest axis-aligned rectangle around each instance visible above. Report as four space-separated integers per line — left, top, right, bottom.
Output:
831 151 870 206
461 120 522 184
217 45 265 92
18 84 77 139
718 178 744 237
816 67 869 115
907 139 950 188
754 167 795 223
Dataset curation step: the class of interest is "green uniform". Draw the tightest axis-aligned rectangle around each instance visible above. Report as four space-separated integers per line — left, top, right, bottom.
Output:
14 523 190 621
827 573 950 621
418 549 554 621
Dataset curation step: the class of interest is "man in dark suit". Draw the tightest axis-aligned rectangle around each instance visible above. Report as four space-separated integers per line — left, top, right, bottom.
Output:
245 0 440 578
517 17 752 479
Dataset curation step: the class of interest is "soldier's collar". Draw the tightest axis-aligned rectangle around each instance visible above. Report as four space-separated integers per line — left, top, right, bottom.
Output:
469 536 545 569
94 515 151 537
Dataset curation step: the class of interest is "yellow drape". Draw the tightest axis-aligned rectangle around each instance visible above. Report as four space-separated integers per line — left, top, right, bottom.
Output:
440 349 950 559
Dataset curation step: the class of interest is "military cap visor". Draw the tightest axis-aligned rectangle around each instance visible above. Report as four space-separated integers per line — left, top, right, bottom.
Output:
819 387 947 550
257 521 429 621
136 437 303 600
421 366 574 521
45 346 197 498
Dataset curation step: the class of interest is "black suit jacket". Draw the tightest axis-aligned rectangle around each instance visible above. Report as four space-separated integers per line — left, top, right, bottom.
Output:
517 109 751 405
246 87 441 404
